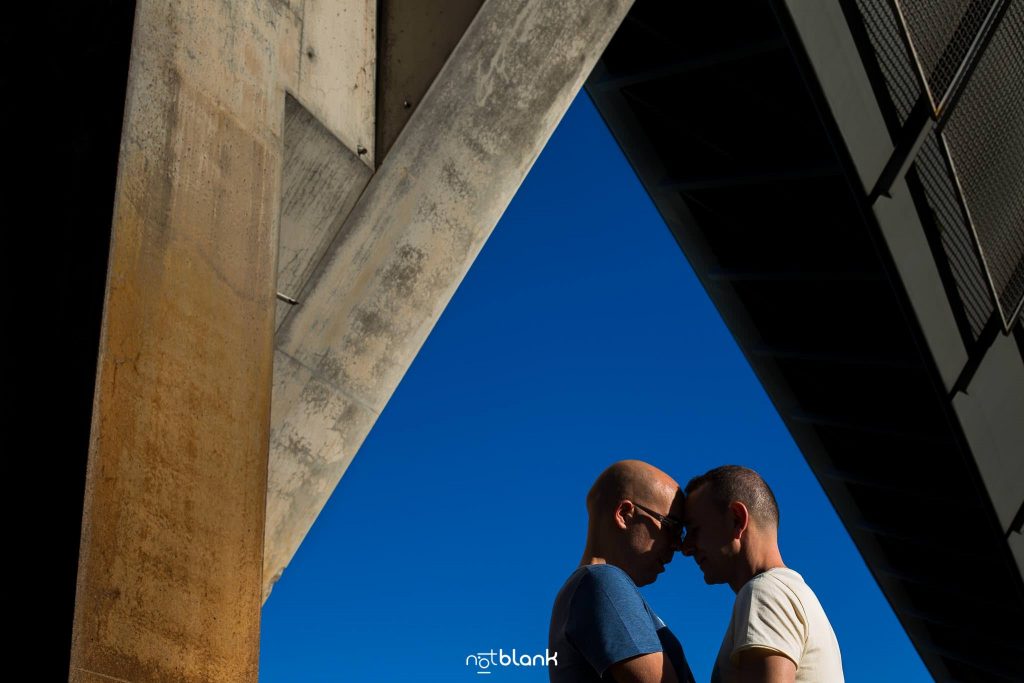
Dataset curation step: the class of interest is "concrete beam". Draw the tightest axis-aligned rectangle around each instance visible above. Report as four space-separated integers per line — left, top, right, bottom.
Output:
294 0 377 166
781 0 891 193
873 177 969 393
952 331 1024 533
263 0 635 600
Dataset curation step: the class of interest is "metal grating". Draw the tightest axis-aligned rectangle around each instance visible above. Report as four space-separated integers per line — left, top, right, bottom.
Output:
857 0 920 123
854 0 996 339
916 135 993 337
941 0 1024 330
893 0 1001 112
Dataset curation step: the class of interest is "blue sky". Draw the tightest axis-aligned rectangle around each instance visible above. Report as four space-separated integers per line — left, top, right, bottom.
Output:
259 92 931 682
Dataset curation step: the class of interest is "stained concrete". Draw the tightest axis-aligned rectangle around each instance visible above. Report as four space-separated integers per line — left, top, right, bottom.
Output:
276 96 373 328
74 0 636 675
296 0 377 166
263 0 635 600
70 0 309 681
264 350 379 593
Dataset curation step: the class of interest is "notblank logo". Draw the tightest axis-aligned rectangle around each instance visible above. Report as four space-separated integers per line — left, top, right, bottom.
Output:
465 649 558 675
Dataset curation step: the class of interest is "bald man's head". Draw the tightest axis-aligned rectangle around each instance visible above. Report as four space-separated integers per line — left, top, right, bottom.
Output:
582 460 684 586
586 460 679 518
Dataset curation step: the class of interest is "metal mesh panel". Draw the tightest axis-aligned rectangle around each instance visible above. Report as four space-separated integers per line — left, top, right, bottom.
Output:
853 0 996 338
916 135 993 336
856 0 920 123
894 0 1000 110
941 1 1024 329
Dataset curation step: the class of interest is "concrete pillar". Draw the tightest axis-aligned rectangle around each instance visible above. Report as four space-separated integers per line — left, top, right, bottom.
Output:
68 0 374 680
264 0 634 599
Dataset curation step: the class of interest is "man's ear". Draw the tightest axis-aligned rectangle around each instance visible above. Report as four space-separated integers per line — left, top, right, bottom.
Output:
613 500 634 530
728 501 750 540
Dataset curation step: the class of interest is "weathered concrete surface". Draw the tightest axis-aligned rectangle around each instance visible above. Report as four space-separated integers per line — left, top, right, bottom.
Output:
69 0 302 681
276 96 373 327
263 0 635 600
296 0 377 166
376 0 485 161
72 0 636 669
263 349 380 595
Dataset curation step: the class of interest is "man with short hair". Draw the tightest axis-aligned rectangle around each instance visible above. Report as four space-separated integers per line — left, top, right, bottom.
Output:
549 460 696 683
680 465 843 683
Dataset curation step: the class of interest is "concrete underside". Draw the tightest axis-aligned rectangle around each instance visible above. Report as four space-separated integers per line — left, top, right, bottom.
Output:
586 1 1024 680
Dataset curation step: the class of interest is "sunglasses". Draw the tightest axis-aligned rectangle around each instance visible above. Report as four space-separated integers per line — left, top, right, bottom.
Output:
631 501 684 540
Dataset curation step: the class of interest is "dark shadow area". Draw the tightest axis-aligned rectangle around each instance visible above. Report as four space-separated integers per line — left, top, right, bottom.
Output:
33 1 137 678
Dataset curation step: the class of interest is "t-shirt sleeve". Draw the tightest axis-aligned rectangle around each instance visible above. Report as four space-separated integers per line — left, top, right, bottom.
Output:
729 575 807 668
565 567 663 677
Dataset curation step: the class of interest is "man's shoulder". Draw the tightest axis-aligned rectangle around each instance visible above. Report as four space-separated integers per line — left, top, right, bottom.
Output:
741 567 839 629
736 568 810 615
550 566 670 682
737 570 844 678
745 567 808 595
561 563 637 592
579 563 636 582
555 564 643 615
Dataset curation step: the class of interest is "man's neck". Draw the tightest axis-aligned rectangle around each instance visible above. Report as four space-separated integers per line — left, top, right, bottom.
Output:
579 541 612 568
579 540 625 575
729 542 785 593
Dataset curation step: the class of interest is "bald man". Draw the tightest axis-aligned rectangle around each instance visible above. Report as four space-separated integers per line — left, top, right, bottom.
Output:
548 460 696 683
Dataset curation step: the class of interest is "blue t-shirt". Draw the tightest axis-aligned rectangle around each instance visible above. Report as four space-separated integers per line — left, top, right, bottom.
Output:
548 564 695 682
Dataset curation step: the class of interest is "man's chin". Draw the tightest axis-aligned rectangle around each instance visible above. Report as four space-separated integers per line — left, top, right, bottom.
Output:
637 568 663 587
700 568 724 585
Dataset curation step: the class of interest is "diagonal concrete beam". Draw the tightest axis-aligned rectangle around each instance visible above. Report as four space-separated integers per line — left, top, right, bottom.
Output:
264 0 634 600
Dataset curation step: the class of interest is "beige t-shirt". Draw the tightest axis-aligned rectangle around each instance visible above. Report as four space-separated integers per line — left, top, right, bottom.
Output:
712 567 843 682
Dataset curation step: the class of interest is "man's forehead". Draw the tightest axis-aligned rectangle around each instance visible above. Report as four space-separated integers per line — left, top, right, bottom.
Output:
681 484 710 522
644 476 680 500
